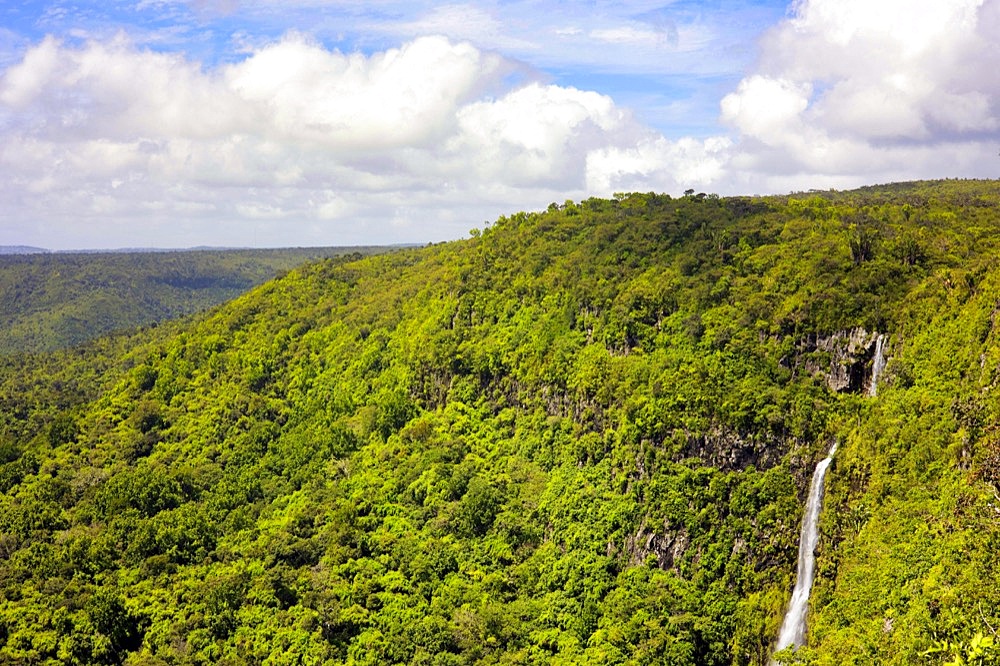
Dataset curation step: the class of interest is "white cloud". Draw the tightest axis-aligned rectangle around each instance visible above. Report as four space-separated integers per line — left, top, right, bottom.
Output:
366 1 749 77
385 3 537 51
589 21 708 52
586 135 733 193
553 27 583 37
720 76 811 146
0 36 62 107
720 0 1000 187
4 0 1000 249
590 27 665 46
225 34 508 149
0 31 724 248
444 83 628 188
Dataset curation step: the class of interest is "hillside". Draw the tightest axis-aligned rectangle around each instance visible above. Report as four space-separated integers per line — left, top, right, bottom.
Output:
1 181 1000 664
0 247 389 354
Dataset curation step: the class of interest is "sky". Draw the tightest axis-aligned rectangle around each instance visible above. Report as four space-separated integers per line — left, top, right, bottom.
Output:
1 0 999 249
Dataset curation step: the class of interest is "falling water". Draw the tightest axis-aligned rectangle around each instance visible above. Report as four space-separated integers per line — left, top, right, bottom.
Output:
868 334 886 397
772 442 838 661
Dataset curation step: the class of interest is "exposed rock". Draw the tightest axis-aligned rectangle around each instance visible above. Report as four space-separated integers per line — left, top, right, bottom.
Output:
791 327 888 393
626 520 690 571
679 426 784 472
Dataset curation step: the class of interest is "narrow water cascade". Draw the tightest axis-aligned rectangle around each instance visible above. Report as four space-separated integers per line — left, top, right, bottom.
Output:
772 442 838 661
868 334 886 397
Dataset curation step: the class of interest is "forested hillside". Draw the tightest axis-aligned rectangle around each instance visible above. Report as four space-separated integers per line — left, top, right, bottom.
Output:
0 247 388 354
2 181 1000 664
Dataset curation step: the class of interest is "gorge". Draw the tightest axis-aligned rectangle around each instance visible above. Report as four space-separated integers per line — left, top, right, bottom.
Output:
1 181 1000 664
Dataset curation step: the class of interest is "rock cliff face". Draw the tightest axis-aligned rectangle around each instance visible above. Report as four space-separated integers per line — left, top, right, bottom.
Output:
680 427 783 472
791 328 887 394
624 521 690 571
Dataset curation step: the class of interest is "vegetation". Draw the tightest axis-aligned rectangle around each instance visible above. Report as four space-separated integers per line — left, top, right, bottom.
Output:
1 180 1000 664
0 247 390 354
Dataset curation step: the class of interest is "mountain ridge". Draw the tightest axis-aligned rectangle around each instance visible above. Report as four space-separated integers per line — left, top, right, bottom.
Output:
1 180 999 664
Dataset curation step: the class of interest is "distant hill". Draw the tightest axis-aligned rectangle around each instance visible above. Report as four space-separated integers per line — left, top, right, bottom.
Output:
0 245 48 255
0 246 391 353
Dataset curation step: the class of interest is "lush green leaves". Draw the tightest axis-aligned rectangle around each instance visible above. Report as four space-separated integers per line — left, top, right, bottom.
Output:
3 180 1000 663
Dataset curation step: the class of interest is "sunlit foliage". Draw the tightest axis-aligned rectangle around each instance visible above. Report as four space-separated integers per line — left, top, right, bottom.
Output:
2 180 1000 664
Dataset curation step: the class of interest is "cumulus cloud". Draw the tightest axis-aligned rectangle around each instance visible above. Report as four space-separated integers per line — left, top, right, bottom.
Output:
721 0 1000 188
0 32 724 248
4 0 1000 249
587 136 734 194
225 34 509 149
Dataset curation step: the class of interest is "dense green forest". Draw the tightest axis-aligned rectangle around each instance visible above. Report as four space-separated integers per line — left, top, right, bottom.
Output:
2 180 1000 664
0 247 389 354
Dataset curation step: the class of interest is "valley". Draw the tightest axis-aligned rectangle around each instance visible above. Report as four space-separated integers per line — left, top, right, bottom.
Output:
1 181 999 664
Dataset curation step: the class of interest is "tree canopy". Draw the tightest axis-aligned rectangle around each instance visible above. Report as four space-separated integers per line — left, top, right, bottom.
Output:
2 180 1000 664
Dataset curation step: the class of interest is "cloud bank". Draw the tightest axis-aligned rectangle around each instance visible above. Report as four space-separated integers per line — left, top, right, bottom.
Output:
722 0 1000 191
0 32 722 248
1 0 999 248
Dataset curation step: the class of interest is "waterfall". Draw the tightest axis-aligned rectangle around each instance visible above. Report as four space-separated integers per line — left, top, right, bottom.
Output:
772 442 838 661
868 334 886 397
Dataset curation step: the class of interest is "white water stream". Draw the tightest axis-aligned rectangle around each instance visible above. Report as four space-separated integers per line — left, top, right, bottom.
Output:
868 334 886 397
772 336 884 661
772 442 838 660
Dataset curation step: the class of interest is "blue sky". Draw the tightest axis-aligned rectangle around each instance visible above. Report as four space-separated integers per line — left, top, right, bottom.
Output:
1 0 998 249
3 1 788 136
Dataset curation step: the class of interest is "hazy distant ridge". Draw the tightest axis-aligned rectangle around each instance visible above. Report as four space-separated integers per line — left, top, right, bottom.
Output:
0 246 390 353
0 246 49 255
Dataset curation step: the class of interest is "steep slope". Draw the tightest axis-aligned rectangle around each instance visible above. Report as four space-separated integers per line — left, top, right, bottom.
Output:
1 181 1000 665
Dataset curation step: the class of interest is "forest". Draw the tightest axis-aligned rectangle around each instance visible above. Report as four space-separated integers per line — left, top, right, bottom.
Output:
1 180 1000 664
0 247 388 354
